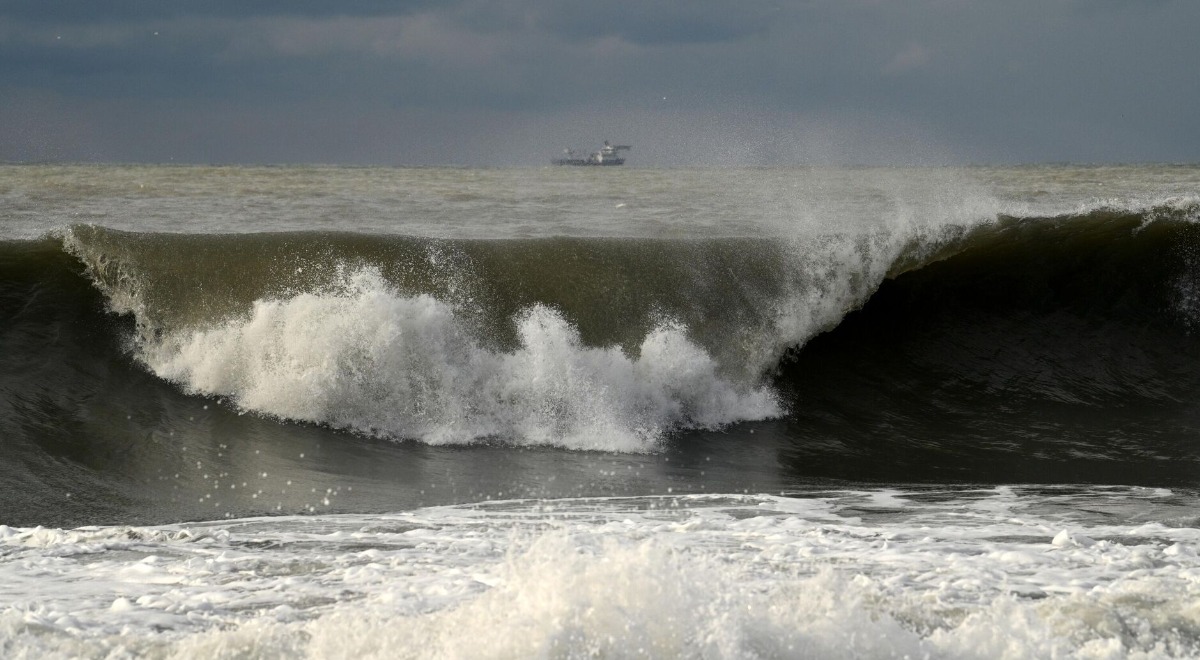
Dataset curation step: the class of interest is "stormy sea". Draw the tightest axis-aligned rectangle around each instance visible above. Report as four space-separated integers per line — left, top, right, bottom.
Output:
2 163 1200 658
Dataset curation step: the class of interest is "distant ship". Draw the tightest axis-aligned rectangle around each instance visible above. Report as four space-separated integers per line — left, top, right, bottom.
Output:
552 141 631 166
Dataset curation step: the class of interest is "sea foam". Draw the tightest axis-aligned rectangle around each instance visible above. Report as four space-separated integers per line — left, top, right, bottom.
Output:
3 490 1198 659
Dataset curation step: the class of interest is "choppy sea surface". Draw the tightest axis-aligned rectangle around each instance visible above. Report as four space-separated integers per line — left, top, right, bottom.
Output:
2 164 1200 657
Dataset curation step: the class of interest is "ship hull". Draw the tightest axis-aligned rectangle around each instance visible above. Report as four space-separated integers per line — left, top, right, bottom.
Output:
551 159 625 166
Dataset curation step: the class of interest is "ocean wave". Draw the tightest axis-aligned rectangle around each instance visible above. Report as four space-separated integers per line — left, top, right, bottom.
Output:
5 197 1200 456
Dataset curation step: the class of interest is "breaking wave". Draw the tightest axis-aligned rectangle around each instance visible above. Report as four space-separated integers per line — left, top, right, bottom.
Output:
3 196 1200 456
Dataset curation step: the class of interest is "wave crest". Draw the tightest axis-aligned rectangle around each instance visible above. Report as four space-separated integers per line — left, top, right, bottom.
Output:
39 195 1200 455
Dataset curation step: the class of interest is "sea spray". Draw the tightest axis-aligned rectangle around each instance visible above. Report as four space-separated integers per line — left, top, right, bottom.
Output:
140 269 781 450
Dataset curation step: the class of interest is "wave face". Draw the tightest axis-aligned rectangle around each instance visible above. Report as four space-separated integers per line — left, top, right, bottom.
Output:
778 199 1200 483
4 198 1200 501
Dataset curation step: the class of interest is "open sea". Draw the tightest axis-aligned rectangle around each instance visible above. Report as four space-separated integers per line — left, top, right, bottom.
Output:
2 163 1200 658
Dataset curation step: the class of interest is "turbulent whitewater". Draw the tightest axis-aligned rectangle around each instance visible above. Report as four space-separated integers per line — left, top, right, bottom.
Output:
2 164 1199 657
5 489 1200 659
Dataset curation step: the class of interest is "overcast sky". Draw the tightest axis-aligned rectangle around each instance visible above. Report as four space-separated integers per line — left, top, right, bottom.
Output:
1 0 1196 166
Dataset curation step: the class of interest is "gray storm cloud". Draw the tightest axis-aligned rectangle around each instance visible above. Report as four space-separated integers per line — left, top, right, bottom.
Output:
1 0 1196 164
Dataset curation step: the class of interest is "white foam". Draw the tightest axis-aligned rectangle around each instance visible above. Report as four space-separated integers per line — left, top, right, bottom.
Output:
140 269 781 451
2 488 1198 658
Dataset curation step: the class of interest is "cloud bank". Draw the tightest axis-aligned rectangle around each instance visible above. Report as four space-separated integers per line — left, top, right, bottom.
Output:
1 0 1196 164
